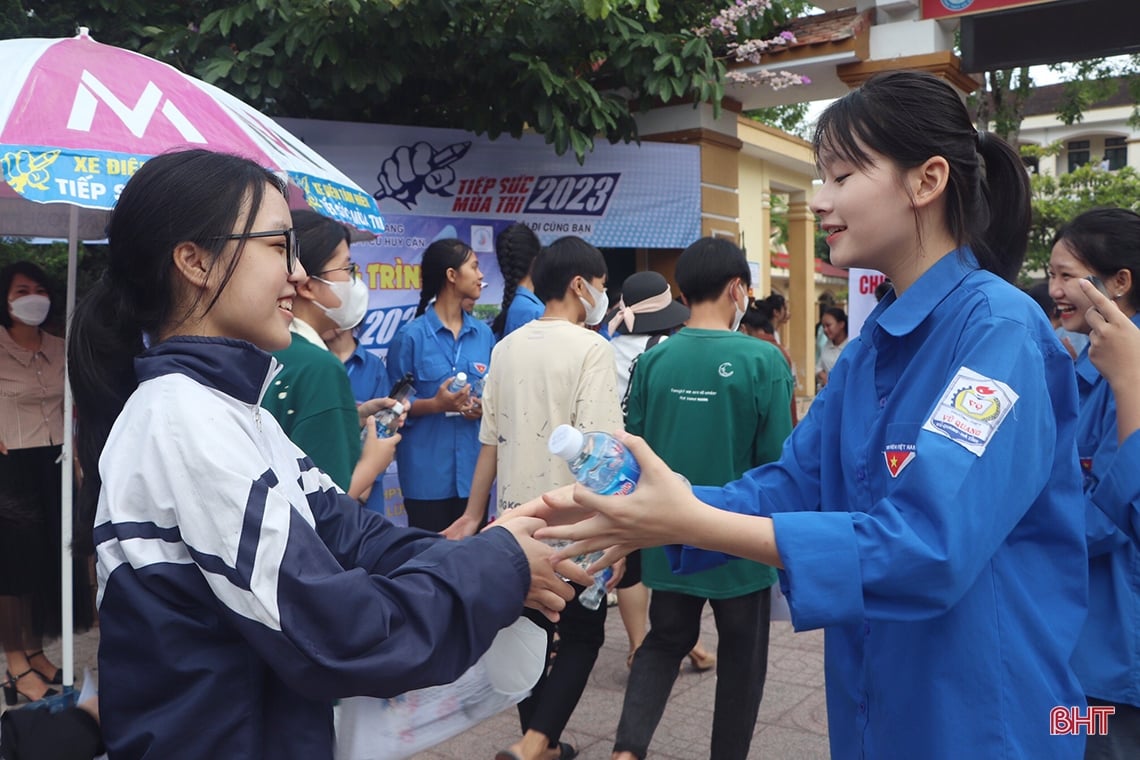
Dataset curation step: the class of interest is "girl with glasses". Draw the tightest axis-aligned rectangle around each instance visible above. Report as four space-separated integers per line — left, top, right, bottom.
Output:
260 208 392 502
67 148 585 759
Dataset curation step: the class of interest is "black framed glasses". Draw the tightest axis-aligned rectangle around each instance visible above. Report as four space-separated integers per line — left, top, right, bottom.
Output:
209 228 299 274
315 262 361 281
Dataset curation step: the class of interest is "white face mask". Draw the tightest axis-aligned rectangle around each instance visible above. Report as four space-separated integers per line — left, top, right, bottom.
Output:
9 294 51 326
314 276 370 330
730 282 747 333
579 279 609 327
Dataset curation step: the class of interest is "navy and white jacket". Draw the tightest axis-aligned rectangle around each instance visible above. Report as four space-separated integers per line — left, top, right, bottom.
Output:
93 337 529 759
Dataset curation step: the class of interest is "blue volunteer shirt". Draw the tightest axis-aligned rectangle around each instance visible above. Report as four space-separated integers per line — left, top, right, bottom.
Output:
386 306 493 500
344 340 389 403
501 285 544 339
343 341 389 514
671 250 1088 759
1071 315 1140 709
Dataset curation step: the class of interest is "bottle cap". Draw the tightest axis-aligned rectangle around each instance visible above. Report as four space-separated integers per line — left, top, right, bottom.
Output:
548 424 584 460
454 371 467 384
390 401 404 415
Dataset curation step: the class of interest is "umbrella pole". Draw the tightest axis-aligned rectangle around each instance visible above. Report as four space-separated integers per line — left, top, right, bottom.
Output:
61 205 78 689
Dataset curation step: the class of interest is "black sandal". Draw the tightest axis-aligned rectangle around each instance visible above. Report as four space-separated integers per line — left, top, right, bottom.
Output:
2 668 59 706
26 649 63 685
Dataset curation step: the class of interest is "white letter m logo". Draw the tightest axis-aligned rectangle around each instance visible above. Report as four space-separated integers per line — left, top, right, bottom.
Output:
66 70 206 143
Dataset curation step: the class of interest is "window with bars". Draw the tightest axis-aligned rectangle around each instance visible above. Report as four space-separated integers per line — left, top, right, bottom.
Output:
1105 137 1127 170
1068 140 1090 173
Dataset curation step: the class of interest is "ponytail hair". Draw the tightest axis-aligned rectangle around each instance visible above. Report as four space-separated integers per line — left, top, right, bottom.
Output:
814 70 1031 282
415 238 473 317
491 222 541 336
69 149 284 552
740 298 776 334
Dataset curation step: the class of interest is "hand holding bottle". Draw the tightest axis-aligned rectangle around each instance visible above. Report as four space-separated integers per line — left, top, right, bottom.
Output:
358 415 400 482
492 516 593 622
434 375 472 414
538 431 707 573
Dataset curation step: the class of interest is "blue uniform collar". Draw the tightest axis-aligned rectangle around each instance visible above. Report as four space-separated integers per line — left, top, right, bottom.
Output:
347 340 370 367
869 249 979 340
515 286 542 306
135 336 275 405
425 304 478 338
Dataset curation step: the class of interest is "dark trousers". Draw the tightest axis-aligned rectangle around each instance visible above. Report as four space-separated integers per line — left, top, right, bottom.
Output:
614 587 771 760
403 497 468 533
517 590 607 746
1085 696 1140 760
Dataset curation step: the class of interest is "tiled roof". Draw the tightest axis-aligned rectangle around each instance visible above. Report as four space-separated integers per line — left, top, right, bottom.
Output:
1021 79 1135 117
774 7 871 51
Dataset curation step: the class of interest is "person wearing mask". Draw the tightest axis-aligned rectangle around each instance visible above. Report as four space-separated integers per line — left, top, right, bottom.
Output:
447 237 620 760
614 238 793 760
1 262 92 706
66 149 586 759
260 209 396 503
606 271 715 672
492 222 544 340
1048 208 1140 759
532 71 1087 760
386 239 492 532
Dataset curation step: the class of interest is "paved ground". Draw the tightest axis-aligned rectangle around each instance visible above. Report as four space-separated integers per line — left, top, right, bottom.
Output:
12 602 829 759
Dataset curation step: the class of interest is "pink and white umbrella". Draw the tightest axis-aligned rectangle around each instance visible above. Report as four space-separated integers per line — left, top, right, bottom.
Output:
0 28 384 690
0 27 384 237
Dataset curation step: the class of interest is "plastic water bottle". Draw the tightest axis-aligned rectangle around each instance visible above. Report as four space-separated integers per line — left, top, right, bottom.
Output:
548 425 640 495
374 401 404 439
447 372 468 393
548 425 640 610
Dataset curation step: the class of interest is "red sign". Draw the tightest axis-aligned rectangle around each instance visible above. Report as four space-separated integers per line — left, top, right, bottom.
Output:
922 0 1058 20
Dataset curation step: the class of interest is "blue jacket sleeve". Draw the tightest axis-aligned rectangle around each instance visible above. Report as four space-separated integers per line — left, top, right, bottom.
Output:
676 315 1080 631
665 380 829 575
775 317 1070 629
1091 430 1140 546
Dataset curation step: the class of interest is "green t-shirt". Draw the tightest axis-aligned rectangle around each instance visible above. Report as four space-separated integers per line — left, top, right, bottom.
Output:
261 334 361 491
626 327 793 598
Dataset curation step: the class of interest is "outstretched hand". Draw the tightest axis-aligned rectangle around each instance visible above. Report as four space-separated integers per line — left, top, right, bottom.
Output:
535 431 706 573
493 517 591 622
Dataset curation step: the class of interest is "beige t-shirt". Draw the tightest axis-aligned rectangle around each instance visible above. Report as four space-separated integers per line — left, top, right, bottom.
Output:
480 319 622 512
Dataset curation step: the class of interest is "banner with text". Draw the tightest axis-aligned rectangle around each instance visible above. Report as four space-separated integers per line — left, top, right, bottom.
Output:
353 214 511 360
276 118 701 249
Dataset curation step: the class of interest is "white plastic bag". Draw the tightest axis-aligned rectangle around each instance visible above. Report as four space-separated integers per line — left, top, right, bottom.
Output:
334 617 546 760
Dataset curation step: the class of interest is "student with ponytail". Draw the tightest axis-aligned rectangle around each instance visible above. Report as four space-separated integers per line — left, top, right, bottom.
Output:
68 149 583 759
385 238 494 532
533 71 1088 759
492 222 543 339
